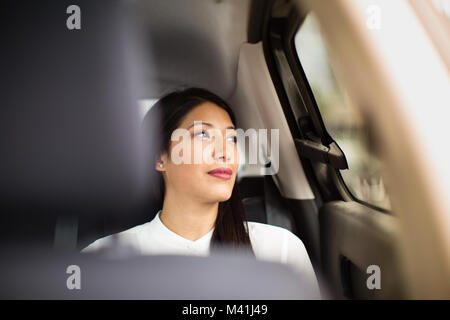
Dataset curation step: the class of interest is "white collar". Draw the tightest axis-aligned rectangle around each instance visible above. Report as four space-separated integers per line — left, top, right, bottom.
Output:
153 210 215 253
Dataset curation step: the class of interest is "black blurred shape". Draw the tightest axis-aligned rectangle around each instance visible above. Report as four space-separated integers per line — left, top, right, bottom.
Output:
0 1 159 248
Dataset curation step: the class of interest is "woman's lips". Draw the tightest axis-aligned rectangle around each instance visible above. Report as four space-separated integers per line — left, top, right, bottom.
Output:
207 167 232 180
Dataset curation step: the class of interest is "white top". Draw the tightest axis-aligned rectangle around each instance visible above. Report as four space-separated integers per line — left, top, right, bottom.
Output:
83 210 321 298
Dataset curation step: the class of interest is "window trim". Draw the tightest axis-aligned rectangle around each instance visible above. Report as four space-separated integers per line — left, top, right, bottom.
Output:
262 6 339 205
266 6 390 214
260 5 326 208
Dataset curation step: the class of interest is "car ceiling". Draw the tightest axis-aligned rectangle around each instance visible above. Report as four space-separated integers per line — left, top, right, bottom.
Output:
135 0 252 99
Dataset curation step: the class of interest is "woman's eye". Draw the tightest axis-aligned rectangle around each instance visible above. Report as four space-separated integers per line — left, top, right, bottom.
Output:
227 135 237 143
193 130 210 139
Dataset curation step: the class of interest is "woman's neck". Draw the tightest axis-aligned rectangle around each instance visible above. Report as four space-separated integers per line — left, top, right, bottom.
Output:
159 189 218 241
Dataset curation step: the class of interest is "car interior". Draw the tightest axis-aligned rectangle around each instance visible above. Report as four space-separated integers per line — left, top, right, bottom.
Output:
2 0 450 299
113 0 405 299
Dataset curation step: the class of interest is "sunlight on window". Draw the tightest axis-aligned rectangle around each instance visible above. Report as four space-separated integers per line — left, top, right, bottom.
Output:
295 14 391 210
432 0 450 19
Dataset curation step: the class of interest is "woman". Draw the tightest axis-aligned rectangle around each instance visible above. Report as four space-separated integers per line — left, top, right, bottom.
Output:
83 88 320 297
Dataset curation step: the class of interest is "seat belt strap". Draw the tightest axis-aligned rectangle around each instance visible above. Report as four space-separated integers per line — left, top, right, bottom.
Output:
264 175 297 233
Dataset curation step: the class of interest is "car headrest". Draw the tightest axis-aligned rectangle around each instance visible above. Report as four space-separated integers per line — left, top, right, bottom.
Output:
0 0 159 241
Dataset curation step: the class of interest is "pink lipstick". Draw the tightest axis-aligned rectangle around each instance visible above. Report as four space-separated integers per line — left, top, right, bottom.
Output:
207 167 232 180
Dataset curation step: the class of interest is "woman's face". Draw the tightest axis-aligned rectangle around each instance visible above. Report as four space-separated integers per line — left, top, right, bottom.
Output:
157 101 239 203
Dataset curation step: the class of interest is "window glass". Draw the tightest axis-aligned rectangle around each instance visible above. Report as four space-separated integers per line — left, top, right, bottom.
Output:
431 0 450 20
294 14 391 210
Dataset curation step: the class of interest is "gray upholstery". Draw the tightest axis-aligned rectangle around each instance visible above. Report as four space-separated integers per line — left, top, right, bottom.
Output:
0 0 155 249
320 201 406 299
240 176 297 234
0 249 320 299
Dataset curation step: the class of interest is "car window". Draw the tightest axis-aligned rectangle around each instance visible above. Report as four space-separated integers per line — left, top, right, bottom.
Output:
430 0 450 20
294 14 391 210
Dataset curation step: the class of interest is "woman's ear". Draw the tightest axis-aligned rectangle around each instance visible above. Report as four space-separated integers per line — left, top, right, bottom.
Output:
155 153 167 172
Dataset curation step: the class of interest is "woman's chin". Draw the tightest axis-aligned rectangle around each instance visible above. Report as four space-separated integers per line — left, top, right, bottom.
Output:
202 189 233 203
216 194 232 202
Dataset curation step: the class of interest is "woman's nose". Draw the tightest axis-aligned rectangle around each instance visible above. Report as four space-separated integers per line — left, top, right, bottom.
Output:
213 148 230 162
212 135 232 162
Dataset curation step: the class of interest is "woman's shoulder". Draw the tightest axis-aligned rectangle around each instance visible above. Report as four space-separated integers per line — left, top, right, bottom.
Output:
245 221 308 258
245 221 312 270
246 221 303 245
81 220 153 253
246 220 293 233
246 221 320 297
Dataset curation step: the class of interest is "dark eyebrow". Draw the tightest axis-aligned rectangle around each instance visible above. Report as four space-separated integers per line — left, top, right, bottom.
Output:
186 121 235 130
186 121 213 129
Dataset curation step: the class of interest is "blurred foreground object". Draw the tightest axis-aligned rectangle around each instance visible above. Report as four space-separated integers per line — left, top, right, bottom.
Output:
0 0 158 248
0 248 321 299
298 0 450 298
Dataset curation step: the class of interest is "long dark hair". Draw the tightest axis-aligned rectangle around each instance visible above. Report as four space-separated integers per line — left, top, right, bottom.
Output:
143 88 253 254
